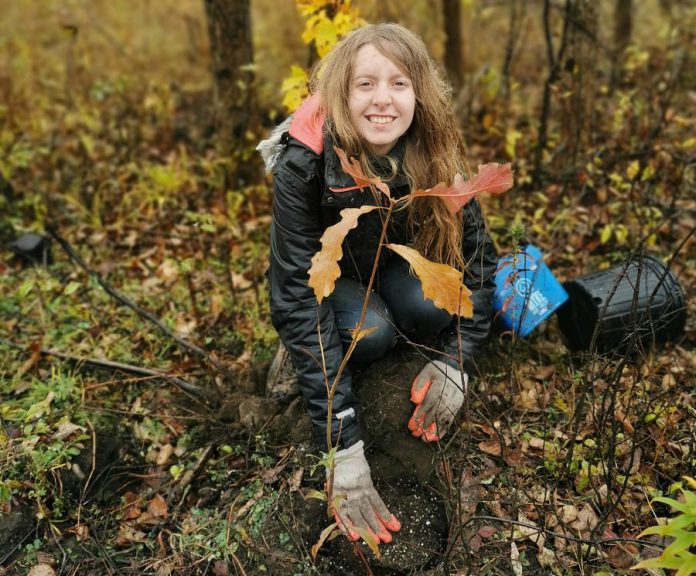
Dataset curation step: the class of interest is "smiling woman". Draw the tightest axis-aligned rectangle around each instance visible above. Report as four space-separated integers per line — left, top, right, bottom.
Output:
348 44 416 155
257 22 499 548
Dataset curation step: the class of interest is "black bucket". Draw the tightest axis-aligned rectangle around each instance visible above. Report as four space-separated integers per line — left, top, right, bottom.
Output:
557 255 687 352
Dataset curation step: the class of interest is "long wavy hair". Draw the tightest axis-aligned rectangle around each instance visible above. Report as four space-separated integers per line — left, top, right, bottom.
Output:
312 23 465 270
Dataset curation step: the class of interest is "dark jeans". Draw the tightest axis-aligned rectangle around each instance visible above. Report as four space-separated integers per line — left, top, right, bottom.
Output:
328 257 454 363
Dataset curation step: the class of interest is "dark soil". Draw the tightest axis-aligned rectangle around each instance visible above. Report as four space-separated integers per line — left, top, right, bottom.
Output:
260 344 453 575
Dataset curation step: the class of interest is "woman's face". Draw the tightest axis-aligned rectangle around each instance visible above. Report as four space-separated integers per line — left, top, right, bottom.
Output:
348 43 416 155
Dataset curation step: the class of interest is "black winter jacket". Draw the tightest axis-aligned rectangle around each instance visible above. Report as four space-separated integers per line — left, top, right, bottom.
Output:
268 133 498 451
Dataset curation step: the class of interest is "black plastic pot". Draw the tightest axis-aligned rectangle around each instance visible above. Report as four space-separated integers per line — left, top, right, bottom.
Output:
557 255 686 352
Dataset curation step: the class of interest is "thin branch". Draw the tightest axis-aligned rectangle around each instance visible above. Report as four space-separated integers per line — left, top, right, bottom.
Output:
0 337 208 399
465 514 666 551
45 225 224 375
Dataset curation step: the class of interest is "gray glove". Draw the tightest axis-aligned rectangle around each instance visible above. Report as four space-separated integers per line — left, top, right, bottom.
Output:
408 360 468 442
329 440 401 543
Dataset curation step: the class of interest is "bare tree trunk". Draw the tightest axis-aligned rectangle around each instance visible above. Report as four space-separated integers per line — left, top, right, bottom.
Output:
442 0 463 92
501 0 526 106
533 0 572 186
611 0 632 89
203 0 254 155
557 0 599 168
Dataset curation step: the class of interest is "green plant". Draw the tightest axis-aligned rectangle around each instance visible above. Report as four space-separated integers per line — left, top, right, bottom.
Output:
632 478 696 574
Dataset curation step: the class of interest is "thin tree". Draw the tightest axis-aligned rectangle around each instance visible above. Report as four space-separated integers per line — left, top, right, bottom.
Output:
203 0 255 178
442 0 464 92
611 0 633 90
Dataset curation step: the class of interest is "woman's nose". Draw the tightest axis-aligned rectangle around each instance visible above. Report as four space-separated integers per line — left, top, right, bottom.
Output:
372 85 391 106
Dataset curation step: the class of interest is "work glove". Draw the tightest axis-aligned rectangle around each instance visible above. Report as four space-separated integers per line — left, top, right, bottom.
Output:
329 440 401 543
408 360 468 442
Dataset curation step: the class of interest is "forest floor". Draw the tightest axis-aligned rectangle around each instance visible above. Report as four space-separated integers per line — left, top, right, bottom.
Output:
2 4 696 575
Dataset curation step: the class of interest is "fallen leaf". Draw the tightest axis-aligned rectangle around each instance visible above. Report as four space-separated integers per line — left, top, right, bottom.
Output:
156 444 174 466
148 493 168 518
503 447 526 468
516 512 546 551
288 466 304 492
459 467 484 523
308 205 379 303
53 421 87 440
511 541 523 576
478 439 502 456
478 525 496 538
156 260 179 285
17 339 43 377
67 523 90 541
570 504 599 536
559 504 579 524
27 564 55 576
386 243 473 316
122 492 142 520
35 552 55 565
25 391 55 422
115 523 148 546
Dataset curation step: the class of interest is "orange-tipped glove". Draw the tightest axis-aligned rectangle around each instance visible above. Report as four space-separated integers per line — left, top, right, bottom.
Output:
330 440 401 544
408 360 468 442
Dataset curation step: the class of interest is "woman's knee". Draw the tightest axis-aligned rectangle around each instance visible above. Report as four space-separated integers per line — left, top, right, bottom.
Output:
379 258 453 338
329 277 396 362
350 313 396 363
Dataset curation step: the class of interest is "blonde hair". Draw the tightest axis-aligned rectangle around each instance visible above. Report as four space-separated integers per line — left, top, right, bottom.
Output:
311 23 465 269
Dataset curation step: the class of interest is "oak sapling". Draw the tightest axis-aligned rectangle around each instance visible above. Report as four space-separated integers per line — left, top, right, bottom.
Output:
307 145 512 553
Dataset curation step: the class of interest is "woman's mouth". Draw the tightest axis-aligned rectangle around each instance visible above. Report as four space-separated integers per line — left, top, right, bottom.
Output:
367 116 395 124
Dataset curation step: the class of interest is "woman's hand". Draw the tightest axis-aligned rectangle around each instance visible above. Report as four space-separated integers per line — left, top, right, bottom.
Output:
330 441 401 543
408 360 468 442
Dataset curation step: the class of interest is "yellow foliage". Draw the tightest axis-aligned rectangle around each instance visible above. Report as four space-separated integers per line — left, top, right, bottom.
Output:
281 65 310 112
281 0 365 111
303 12 338 58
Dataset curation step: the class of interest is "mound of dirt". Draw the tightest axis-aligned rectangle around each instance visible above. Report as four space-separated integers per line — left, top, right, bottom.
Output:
259 344 452 574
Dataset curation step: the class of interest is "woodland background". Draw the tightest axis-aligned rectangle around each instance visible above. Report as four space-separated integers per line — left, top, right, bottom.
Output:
0 1 694 575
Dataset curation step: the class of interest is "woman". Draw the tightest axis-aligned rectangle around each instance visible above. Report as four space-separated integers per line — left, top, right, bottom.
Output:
258 23 498 545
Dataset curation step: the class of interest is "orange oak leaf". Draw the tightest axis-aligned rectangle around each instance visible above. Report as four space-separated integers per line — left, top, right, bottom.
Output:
308 205 380 303
332 146 391 198
411 163 513 214
386 243 473 317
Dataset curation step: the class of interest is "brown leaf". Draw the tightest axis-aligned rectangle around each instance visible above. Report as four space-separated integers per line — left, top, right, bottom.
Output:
35 552 55 565
27 564 55 576
478 439 502 456
308 206 379 303
503 447 526 468
459 467 484 522
410 163 513 214
478 525 496 538
18 339 43 377
570 504 599 536
66 523 90 541
288 466 304 492
122 491 142 520
115 523 148 546
155 444 174 466
147 494 168 518
332 146 391 198
386 243 473 317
